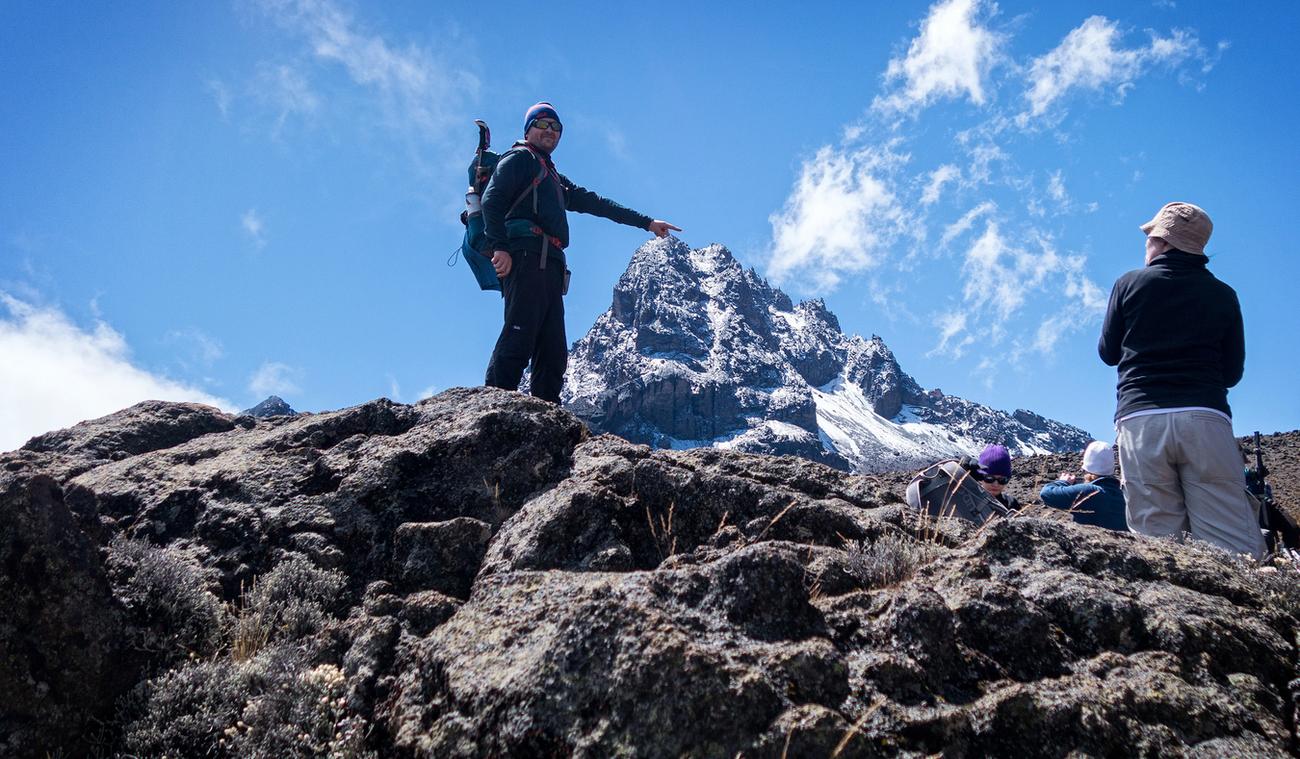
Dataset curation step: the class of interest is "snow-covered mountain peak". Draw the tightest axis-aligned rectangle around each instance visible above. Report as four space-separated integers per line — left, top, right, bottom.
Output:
565 240 1091 472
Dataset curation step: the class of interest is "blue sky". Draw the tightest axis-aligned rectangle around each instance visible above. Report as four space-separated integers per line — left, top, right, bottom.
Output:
3 0 1298 453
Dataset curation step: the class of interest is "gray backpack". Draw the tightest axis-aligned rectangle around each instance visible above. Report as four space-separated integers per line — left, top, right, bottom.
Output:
905 460 1010 526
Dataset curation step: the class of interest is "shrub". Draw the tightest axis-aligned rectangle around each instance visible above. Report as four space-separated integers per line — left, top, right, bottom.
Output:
105 536 226 664
844 532 932 589
230 556 348 660
120 645 374 758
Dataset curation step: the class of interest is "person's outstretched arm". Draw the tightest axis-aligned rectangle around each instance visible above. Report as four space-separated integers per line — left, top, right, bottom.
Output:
561 174 679 237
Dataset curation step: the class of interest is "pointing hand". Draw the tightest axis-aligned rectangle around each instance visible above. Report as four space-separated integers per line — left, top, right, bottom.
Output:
647 220 681 238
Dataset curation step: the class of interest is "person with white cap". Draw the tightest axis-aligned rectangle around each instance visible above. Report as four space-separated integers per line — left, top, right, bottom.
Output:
1098 201 1265 558
1039 441 1126 531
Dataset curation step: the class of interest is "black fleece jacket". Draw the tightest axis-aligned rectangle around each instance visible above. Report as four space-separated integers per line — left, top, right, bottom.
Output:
481 142 651 259
1098 250 1245 421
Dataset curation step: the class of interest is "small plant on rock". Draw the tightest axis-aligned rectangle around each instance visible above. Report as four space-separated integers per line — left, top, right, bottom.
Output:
845 532 931 589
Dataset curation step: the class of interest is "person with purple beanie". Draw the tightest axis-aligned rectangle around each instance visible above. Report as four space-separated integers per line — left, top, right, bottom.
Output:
975 444 1020 510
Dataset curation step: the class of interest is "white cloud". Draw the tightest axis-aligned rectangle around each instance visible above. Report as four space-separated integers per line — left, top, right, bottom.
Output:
931 224 1105 357
1021 17 1204 121
249 361 302 399
208 79 232 119
253 63 320 136
874 0 1002 114
604 127 630 162
921 164 960 206
0 294 233 453
764 3 1214 384
256 0 479 137
941 201 996 247
386 375 403 402
931 310 973 358
964 140 1008 185
767 145 914 291
242 209 267 249
1047 170 1068 202
163 328 225 368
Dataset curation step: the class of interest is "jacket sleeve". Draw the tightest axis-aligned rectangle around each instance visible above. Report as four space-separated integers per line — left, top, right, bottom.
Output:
480 151 534 252
559 174 652 230
1097 278 1125 366
1039 481 1101 511
1221 289 1246 388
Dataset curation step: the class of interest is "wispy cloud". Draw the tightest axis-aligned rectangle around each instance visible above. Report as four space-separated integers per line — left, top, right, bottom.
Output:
930 222 1104 357
241 208 267 249
0 294 233 452
253 62 320 136
1047 170 1067 202
163 327 225 370
253 0 479 139
874 0 1003 115
921 164 961 206
249 361 302 398
207 79 233 119
1020 17 1206 122
940 201 996 247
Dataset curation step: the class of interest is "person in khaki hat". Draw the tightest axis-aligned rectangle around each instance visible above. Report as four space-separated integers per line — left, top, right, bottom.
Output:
1098 201 1265 558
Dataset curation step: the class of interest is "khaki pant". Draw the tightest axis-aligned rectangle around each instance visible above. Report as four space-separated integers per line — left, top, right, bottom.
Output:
1117 410 1265 559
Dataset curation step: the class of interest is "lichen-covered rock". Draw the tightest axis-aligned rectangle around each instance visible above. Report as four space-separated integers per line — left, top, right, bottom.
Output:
2 390 1297 757
390 544 843 758
393 517 492 597
0 471 138 757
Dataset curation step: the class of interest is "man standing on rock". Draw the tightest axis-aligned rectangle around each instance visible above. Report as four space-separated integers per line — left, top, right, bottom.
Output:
1099 202 1265 558
481 101 680 403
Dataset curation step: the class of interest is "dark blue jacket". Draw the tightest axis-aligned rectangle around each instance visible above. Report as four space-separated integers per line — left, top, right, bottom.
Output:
481 141 652 261
1040 476 1126 531
1098 251 1244 421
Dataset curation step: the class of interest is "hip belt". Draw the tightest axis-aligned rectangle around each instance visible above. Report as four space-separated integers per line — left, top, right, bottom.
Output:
506 218 565 269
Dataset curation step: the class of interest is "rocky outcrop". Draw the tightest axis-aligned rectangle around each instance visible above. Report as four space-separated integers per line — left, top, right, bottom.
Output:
2 390 1296 757
562 238 1092 473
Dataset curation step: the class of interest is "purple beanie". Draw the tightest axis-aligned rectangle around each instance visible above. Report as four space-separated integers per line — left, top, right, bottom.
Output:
977 444 1012 478
524 101 559 134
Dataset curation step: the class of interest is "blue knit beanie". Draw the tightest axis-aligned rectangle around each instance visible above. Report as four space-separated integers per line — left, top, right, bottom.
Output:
977 444 1012 478
524 101 559 134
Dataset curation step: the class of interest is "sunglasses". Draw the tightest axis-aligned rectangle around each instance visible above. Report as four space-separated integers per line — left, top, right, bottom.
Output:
980 474 1010 485
530 118 563 133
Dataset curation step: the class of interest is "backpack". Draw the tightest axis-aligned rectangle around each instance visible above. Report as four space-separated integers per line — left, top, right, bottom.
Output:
905 459 1011 526
457 120 550 292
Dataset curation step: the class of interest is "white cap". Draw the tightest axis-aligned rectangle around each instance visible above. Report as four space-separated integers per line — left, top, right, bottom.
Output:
1082 441 1114 476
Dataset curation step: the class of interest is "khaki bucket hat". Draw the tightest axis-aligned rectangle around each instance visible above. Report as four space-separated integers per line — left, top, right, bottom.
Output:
1139 201 1212 256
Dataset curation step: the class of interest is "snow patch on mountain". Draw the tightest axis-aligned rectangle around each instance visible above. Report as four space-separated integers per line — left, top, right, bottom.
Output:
563 237 1090 473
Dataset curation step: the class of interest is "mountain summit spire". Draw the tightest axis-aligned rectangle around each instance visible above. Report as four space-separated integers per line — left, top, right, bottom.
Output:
563 240 1090 472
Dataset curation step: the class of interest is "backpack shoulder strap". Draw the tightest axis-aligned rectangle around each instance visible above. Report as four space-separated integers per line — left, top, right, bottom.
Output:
504 144 550 217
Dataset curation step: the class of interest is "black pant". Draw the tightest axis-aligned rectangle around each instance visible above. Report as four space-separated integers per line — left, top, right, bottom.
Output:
484 247 567 403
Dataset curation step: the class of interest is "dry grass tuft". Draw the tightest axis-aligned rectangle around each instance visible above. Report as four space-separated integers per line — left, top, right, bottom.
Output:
646 500 678 561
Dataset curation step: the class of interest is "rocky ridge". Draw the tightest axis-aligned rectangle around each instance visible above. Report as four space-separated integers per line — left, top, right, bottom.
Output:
562 237 1091 473
2 391 1298 757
